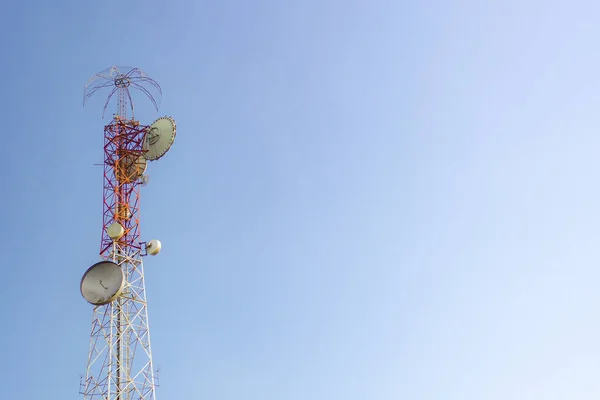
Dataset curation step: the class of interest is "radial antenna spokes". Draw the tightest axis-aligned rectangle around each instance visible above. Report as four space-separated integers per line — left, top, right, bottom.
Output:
83 66 162 119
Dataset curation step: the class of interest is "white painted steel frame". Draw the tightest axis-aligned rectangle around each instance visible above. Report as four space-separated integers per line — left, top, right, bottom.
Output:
81 243 156 400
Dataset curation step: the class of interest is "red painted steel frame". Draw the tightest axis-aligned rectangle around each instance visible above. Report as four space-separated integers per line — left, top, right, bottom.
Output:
100 116 148 256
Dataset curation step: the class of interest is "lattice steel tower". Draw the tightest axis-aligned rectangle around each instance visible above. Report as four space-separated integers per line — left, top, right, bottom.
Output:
79 66 176 400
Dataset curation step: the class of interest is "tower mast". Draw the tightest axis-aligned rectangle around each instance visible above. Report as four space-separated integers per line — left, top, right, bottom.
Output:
80 66 175 400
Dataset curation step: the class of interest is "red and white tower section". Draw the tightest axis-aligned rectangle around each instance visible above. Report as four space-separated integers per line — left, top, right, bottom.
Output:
79 66 176 400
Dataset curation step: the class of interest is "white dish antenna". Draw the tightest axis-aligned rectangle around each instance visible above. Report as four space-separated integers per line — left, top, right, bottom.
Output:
146 239 162 256
80 261 125 305
107 222 125 240
143 116 176 161
115 153 147 183
140 174 150 186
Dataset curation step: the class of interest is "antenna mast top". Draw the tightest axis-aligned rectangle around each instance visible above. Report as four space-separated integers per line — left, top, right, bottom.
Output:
83 66 162 119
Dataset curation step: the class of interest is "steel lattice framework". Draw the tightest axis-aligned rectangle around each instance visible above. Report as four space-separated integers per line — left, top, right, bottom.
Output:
81 66 163 400
100 118 147 255
81 243 155 400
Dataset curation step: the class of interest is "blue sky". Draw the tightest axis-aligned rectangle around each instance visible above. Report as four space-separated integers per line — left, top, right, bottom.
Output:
2 0 600 399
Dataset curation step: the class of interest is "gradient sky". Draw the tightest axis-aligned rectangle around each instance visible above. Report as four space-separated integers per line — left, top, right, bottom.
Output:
1 1 600 399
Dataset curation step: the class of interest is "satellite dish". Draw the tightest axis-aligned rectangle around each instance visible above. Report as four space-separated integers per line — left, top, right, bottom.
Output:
80 261 125 305
143 117 176 161
115 153 147 183
140 174 150 186
107 222 125 240
146 240 162 256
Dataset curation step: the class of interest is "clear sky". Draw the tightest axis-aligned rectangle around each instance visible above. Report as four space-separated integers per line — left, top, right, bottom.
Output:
1 0 600 399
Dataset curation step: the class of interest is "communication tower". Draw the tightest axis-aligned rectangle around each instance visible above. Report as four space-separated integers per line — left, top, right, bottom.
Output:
79 66 176 400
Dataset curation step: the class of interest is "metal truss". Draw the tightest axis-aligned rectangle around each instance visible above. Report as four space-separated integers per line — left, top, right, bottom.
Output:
81 244 156 400
82 114 157 400
100 117 148 255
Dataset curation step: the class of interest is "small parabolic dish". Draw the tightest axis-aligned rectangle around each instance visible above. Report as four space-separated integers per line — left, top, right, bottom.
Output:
143 116 176 161
115 153 147 183
107 222 125 240
80 261 125 305
146 239 161 256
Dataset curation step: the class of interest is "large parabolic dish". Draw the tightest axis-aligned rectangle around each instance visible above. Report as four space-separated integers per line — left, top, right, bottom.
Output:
143 116 176 161
80 261 125 305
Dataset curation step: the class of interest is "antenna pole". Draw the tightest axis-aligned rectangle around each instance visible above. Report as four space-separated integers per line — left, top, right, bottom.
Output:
81 66 161 400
